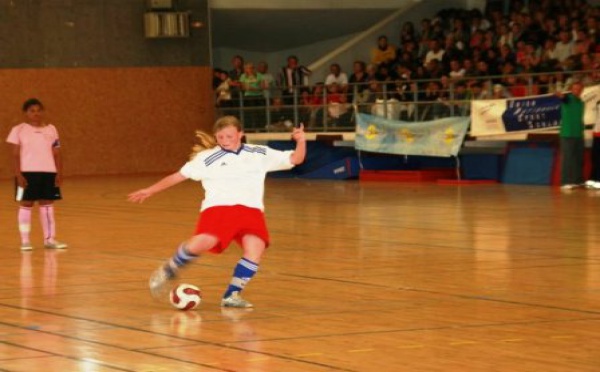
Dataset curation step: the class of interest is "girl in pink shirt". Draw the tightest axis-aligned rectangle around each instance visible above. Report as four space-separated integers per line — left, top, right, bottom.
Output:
6 99 67 250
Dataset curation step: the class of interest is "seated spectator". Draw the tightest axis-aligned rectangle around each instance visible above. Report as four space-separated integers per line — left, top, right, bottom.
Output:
586 15 599 40
402 40 420 63
400 21 417 44
475 60 494 86
327 93 353 127
543 17 560 40
555 30 574 64
492 84 510 99
450 81 469 115
325 63 349 92
469 82 490 100
442 34 464 67
228 55 244 87
470 29 485 50
451 18 470 48
574 29 593 53
482 30 496 51
393 64 416 103
521 42 542 69
309 82 326 106
541 37 559 67
535 71 554 95
371 91 402 120
365 63 378 81
419 81 448 120
375 64 396 93
498 43 516 66
500 61 517 83
514 40 528 65
423 39 445 67
448 59 466 81
359 79 380 113
418 18 434 54
497 23 514 49
266 97 294 132
485 48 502 70
326 83 343 104
397 50 416 70
213 68 225 89
510 22 526 46
505 76 528 97
215 70 234 114
371 35 397 67
348 60 369 103
463 58 478 77
425 58 444 79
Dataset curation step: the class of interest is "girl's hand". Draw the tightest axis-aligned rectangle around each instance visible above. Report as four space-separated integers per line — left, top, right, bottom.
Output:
128 189 153 203
292 124 306 142
55 173 62 187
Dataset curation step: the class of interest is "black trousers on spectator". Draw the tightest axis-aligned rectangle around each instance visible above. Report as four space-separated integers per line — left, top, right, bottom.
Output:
590 136 600 182
242 96 266 130
561 137 585 185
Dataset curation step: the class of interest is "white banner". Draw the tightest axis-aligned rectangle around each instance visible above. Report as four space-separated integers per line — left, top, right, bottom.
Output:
582 84 600 125
471 84 600 137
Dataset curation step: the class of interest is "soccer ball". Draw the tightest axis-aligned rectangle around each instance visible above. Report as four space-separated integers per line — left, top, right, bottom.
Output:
169 284 202 310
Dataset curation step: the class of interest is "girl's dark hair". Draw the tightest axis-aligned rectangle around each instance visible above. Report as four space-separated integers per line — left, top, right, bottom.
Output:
22 98 43 112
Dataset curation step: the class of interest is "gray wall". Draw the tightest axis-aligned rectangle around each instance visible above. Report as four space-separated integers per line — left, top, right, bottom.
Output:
0 0 210 68
308 0 475 82
211 0 481 82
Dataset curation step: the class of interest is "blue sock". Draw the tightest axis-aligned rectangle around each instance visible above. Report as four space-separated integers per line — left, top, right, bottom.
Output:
165 243 198 276
223 258 259 299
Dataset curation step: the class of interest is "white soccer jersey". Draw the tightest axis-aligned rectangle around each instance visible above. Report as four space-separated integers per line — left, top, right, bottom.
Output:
179 144 295 211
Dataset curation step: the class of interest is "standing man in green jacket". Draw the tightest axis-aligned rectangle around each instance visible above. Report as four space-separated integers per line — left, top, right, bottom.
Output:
557 81 585 190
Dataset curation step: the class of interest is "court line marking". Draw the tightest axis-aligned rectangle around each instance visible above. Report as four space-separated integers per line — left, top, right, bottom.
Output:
295 352 324 357
550 335 576 339
449 341 478 346
397 344 424 349
0 305 356 372
347 348 374 353
282 274 600 316
0 340 134 371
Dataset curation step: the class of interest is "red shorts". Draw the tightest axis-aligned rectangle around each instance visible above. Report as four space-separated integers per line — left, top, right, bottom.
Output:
194 205 270 254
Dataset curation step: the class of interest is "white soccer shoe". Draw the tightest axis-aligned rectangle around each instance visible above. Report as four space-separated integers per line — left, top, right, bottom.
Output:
221 291 254 308
149 264 176 299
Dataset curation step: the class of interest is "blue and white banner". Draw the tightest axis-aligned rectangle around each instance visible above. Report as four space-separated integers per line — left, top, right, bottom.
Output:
355 113 470 157
471 84 600 137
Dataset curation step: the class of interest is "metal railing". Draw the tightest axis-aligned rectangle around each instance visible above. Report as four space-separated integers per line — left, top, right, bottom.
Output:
215 69 599 132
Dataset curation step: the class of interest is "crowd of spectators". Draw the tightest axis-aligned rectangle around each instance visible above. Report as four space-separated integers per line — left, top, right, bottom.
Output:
213 0 600 130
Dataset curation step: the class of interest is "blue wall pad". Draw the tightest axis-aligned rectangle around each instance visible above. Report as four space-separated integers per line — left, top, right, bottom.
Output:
460 154 504 181
360 153 455 170
266 141 456 178
502 147 555 185
267 141 356 177
301 157 360 179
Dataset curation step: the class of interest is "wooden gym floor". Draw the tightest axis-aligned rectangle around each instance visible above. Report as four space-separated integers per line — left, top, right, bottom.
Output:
0 176 598 371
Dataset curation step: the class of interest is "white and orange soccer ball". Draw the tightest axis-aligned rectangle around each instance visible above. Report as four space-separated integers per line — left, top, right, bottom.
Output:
169 284 202 310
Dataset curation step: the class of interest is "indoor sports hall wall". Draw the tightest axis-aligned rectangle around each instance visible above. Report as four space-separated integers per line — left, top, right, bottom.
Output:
0 66 213 178
0 0 213 178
